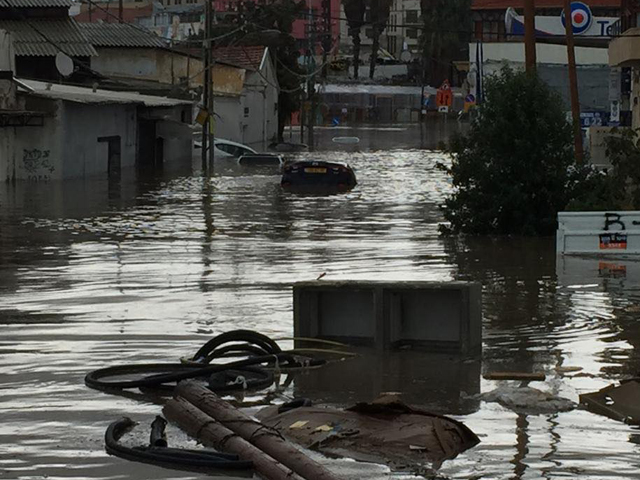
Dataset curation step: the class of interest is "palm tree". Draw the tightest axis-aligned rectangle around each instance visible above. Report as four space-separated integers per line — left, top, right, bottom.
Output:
368 0 392 79
343 0 366 79
420 0 471 86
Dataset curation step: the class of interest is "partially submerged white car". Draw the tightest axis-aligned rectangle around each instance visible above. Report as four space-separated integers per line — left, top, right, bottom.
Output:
194 137 257 158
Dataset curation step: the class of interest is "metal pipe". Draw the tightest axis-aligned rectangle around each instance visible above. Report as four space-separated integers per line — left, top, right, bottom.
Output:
563 0 584 164
175 381 343 480
164 397 303 480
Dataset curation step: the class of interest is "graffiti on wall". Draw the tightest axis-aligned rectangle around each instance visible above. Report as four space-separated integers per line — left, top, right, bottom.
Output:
23 149 54 181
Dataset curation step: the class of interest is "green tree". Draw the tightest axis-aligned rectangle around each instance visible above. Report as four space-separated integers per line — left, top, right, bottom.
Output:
420 0 471 86
568 128 640 211
343 0 366 79
212 0 306 142
441 67 584 235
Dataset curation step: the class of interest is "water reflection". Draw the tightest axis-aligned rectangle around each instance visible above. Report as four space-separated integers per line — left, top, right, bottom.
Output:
1 133 640 479
293 351 481 415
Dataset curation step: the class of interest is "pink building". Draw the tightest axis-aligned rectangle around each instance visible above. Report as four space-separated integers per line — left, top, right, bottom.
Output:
213 0 341 55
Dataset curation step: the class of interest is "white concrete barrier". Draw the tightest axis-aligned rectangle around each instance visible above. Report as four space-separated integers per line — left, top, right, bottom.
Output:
557 211 640 255
293 281 482 355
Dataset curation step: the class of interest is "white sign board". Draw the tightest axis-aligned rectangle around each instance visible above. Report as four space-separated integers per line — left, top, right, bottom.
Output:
438 106 449 113
557 211 640 255
609 67 621 102
610 100 620 124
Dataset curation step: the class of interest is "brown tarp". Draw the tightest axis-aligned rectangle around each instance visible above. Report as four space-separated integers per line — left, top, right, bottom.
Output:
255 396 480 469
579 379 640 425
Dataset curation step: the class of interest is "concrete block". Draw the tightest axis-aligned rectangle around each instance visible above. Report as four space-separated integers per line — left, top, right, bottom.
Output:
293 281 482 355
557 211 640 255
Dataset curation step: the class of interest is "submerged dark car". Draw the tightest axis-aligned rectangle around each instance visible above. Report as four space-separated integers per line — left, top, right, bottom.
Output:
281 160 357 191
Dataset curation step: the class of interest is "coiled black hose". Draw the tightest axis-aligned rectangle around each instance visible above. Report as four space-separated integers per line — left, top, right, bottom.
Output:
85 330 325 394
192 329 282 363
105 417 253 471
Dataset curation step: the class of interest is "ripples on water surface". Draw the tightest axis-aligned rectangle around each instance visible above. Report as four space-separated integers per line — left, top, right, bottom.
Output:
1 140 640 479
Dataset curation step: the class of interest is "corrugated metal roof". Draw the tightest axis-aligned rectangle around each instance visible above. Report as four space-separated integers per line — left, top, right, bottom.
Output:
213 45 267 71
79 22 167 48
0 0 72 8
0 18 96 56
19 78 194 107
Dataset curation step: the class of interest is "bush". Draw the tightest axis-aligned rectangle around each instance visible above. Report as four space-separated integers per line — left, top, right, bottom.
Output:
441 66 587 235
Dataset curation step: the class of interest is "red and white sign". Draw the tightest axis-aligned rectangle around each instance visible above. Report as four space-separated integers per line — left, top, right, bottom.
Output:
436 80 453 111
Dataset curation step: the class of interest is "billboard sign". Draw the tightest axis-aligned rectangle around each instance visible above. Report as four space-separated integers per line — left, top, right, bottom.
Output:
505 4 618 38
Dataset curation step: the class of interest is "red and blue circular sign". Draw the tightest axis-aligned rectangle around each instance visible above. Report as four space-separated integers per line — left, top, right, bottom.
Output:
561 1 593 35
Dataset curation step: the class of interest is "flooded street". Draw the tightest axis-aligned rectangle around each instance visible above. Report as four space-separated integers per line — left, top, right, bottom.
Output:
1 126 640 479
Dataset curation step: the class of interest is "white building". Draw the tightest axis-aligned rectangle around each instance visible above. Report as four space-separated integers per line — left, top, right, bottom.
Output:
211 45 279 148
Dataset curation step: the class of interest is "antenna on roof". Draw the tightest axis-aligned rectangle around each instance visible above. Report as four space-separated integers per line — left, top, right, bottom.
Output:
55 52 74 77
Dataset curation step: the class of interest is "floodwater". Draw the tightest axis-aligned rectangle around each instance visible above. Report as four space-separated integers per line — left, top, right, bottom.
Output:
1 124 640 480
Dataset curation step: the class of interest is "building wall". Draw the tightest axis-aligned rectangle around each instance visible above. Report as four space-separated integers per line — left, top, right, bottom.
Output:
61 102 138 178
156 49 203 87
152 107 193 163
469 42 611 111
632 68 640 129
214 95 242 142
0 97 63 182
91 48 203 87
92 48 159 79
241 60 278 147
472 41 609 66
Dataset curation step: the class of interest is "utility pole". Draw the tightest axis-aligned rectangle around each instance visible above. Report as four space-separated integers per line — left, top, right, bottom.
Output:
208 1 215 171
321 0 331 79
307 6 315 150
524 0 536 72
201 0 211 173
118 0 123 22
563 0 584 164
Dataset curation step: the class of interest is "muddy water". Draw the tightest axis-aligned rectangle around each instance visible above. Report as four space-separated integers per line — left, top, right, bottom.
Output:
1 129 640 479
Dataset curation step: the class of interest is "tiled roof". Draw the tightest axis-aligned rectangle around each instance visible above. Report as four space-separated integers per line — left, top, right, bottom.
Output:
79 22 166 48
473 0 620 9
0 18 97 56
0 0 72 7
212 45 267 71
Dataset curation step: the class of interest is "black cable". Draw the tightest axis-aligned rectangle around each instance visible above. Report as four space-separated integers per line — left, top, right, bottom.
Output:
105 417 254 471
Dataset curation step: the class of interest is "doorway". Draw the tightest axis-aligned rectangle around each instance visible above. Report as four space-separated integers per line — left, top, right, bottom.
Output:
97 136 121 178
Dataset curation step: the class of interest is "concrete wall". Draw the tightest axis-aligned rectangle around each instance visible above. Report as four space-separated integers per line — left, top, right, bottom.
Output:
470 42 611 111
212 64 245 96
92 48 203 88
152 106 193 164
241 60 278 147
294 281 482 355
61 102 137 178
471 41 609 66
557 211 640 255
156 49 203 87
0 30 17 110
92 48 159 80
214 95 242 142
1 97 63 182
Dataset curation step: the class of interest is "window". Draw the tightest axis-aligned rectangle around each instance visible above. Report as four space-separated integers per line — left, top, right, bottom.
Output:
405 9 418 24
244 107 249 117
407 28 418 39
474 20 483 40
